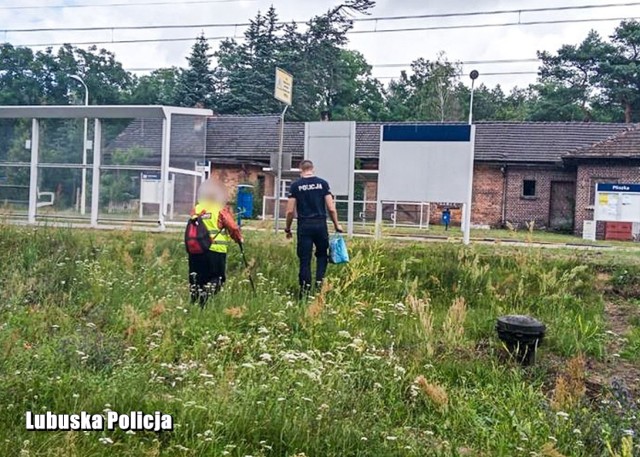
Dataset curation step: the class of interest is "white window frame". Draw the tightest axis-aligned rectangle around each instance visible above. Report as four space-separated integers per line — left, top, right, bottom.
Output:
278 179 291 199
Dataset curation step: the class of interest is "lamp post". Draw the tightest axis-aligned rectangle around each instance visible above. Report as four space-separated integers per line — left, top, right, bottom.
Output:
69 74 89 215
468 70 479 125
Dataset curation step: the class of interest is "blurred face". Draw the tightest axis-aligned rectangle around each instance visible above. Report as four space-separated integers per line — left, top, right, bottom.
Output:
198 180 227 204
212 182 228 203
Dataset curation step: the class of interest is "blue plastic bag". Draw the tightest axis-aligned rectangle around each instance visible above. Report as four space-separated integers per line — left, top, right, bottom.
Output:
329 234 349 264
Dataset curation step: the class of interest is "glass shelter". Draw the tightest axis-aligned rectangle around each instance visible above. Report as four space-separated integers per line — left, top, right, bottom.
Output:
0 105 211 229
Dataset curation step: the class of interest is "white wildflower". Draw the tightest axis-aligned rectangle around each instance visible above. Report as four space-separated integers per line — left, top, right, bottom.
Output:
259 353 272 362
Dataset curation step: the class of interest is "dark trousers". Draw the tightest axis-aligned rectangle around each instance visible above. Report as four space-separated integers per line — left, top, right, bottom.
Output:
297 220 329 292
188 251 227 306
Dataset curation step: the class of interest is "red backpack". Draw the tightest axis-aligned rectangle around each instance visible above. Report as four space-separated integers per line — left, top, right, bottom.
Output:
184 211 212 255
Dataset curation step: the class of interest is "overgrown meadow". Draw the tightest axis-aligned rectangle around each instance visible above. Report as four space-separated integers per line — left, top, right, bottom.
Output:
0 225 638 457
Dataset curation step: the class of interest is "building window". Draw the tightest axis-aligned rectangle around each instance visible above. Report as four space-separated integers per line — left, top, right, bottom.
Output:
522 179 537 198
279 179 291 199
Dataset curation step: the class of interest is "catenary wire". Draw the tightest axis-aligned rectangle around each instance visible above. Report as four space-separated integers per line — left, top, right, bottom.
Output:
123 58 542 72
4 1 640 32
12 15 638 47
0 0 255 11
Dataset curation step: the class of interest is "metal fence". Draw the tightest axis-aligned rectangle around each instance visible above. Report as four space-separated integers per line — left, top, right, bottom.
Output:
0 106 211 229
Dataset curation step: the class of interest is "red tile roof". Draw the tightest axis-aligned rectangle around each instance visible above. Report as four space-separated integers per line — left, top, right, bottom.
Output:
565 126 640 159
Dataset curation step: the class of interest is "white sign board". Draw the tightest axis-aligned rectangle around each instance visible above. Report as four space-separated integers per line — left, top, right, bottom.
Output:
378 125 475 203
304 121 356 196
140 172 174 217
195 160 211 181
274 67 293 105
595 183 640 223
583 220 596 241
377 124 475 244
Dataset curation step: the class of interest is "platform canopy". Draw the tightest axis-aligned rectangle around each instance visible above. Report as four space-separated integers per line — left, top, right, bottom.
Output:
0 105 213 229
0 105 212 119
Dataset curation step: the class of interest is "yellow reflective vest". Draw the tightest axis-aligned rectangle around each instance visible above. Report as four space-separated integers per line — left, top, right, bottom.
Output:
194 201 231 253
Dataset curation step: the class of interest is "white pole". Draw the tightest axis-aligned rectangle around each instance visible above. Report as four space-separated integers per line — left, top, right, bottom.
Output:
347 121 356 237
69 75 89 216
375 199 382 240
274 105 288 233
468 78 476 126
28 119 39 224
159 116 171 229
374 125 383 239
81 100 88 215
362 186 368 228
393 201 397 228
463 125 476 245
464 73 478 245
90 119 102 227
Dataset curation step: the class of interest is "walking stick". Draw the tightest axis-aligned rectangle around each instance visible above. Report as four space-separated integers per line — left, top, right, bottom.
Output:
239 242 257 295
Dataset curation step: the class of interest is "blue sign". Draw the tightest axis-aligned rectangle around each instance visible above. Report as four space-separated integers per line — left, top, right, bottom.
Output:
142 172 161 180
597 183 640 193
382 125 471 142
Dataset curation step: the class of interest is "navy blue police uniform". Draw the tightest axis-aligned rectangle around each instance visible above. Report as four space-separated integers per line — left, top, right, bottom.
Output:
288 176 331 292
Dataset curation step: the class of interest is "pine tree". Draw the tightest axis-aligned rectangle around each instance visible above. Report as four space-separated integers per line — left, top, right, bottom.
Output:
175 34 215 108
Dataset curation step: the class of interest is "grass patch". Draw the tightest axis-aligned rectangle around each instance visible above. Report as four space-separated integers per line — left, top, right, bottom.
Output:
0 225 638 456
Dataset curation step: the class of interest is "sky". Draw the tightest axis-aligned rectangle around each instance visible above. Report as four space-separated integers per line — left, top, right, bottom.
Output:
2 0 640 90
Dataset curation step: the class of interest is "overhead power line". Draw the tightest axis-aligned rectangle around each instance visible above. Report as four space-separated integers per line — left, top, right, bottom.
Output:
373 58 540 69
123 57 542 72
349 16 640 36
11 15 638 48
0 0 255 11
376 71 539 80
18 35 237 47
353 2 640 23
120 67 538 79
4 1 640 33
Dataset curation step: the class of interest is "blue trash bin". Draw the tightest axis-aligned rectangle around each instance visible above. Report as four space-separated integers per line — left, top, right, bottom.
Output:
237 185 254 221
441 208 451 230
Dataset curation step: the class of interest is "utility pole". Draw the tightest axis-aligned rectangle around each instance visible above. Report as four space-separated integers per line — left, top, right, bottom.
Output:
273 67 293 233
273 105 289 233
468 70 479 125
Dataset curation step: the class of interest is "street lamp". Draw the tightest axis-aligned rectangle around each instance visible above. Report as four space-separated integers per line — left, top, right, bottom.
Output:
69 74 89 215
468 70 479 125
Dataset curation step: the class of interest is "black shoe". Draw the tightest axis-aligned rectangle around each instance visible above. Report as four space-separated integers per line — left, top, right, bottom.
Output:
298 283 312 301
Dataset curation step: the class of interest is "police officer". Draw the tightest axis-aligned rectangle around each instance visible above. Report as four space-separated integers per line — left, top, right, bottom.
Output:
284 160 343 298
189 180 243 306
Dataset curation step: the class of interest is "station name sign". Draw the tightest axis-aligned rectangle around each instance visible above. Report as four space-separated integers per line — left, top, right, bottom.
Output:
597 183 640 193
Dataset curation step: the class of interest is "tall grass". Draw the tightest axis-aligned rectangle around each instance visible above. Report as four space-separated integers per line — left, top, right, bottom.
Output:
0 225 636 456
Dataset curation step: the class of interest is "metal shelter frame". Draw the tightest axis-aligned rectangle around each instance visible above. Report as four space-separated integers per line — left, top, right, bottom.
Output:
0 105 213 229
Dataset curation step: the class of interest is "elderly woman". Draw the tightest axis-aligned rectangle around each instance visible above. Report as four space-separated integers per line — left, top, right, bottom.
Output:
188 179 243 307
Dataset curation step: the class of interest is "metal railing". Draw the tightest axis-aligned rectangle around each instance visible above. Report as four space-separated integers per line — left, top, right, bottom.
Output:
261 196 432 230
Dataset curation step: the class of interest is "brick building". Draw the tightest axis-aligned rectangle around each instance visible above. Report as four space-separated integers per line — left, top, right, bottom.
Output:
565 128 640 236
109 116 639 234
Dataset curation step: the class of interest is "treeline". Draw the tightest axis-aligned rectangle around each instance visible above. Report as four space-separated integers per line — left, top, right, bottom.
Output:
2 0 640 123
